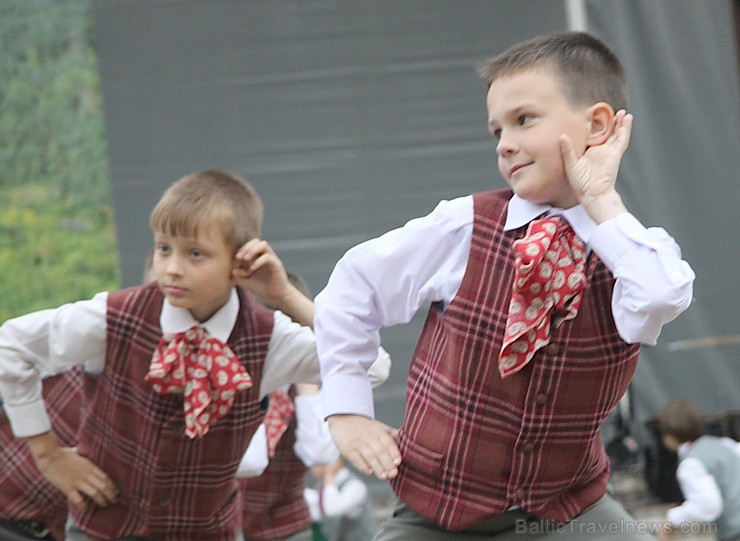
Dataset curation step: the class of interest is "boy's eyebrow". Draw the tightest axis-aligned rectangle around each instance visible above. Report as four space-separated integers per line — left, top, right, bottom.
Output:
488 104 538 128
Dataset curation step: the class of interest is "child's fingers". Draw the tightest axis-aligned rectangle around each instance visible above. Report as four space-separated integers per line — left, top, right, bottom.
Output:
559 133 578 173
345 449 374 477
71 465 118 508
362 430 401 480
237 252 274 280
617 112 633 149
235 239 266 264
67 489 88 511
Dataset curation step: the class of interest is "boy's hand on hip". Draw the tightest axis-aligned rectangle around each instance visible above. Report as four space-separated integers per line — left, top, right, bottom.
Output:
33 444 119 511
561 109 632 223
327 414 401 480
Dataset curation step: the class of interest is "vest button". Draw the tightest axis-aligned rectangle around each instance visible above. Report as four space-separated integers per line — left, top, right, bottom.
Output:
521 442 535 453
543 343 563 355
514 488 526 500
158 498 171 507
535 393 548 405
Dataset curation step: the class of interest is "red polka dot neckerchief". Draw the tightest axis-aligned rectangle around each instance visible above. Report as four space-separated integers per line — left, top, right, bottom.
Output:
499 216 587 378
146 326 252 438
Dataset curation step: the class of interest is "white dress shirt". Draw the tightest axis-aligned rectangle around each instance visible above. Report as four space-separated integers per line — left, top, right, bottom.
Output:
667 438 740 525
314 194 695 419
0 287 322 438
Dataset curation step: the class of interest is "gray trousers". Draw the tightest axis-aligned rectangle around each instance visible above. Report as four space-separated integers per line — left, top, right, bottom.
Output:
64 515 247 541
373 494 658 541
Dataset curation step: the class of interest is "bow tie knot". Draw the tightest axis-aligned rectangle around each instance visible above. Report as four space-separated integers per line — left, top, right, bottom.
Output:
146 326 252 438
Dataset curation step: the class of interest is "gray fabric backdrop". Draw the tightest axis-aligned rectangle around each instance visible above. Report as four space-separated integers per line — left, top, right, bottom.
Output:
92 0 739 471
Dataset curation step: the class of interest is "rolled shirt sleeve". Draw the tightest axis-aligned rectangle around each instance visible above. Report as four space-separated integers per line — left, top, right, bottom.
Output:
588 212 695 345
0 293 108 437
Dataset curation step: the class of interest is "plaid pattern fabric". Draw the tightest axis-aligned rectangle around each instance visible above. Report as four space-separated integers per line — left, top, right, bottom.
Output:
71 283 273 541
0 367 85 541
391 189 640 531
239 387 312 541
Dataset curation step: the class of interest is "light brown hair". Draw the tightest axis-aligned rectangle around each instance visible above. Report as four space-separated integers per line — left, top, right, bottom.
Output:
657 399 705 443
478 31 627 112
150 169 263 252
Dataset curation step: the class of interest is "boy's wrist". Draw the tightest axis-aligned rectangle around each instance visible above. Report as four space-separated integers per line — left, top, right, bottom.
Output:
271 284 314 327
580 190 627 224
24 431 60 466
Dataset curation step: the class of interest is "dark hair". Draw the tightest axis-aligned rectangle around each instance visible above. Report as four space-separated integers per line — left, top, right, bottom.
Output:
657 399 705 443
478 31 627 112
150 170 263 252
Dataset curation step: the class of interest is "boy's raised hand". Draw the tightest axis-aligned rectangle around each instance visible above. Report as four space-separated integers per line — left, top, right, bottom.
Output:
560 109 632 223
26 432 118 511
327 414 401 480
234 238 314 327
234 239 291 305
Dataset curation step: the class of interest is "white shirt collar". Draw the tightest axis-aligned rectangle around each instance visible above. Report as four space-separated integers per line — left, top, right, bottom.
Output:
159 287 239 343
503 194 598 246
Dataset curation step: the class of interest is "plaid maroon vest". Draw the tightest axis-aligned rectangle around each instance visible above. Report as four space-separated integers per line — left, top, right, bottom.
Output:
391 189 640 530
72 283 273 541
0 368 84 541
239 388 312 541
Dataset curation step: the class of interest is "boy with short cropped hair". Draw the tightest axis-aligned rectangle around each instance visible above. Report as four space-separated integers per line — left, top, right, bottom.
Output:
314 31 695 539
0 170 322 541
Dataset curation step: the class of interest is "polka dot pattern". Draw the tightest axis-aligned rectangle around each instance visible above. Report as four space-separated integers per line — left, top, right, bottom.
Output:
263 390 295 457
146 326 253 438
499 217 586 378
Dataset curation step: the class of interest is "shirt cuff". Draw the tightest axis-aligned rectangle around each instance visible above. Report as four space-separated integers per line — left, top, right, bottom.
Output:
588 212 644 270
666 506 686 526
321 374 375 420
4 399 52 438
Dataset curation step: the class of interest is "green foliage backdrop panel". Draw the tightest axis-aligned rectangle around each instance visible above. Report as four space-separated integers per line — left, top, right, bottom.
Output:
0 0 119 321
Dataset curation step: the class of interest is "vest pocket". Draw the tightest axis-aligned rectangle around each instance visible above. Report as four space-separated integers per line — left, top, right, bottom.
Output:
396 428 444 480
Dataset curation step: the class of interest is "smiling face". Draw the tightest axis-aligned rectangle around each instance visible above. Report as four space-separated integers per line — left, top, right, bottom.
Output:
152 224 236 322
486 66 591 209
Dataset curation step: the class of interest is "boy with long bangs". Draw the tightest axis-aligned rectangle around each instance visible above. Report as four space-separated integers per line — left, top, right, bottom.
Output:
0 170 323 541
314 31 695 539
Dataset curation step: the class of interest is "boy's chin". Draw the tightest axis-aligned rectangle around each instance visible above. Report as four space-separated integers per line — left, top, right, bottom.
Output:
510 181 576 208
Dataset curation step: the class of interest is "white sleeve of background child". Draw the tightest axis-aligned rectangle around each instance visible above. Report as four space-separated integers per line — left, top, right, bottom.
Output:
293 393 340 467
666 457 722 524
236 424 269 478
303 487 322 521
320 475 368 517
260 310 321 397
588 213 695 345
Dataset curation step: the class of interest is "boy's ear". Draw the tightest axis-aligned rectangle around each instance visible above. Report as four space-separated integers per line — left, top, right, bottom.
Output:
586 102 615 146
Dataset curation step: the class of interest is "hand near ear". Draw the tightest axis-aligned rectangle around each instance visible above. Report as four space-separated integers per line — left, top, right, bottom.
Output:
561 109 632 223
234 239 315 326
